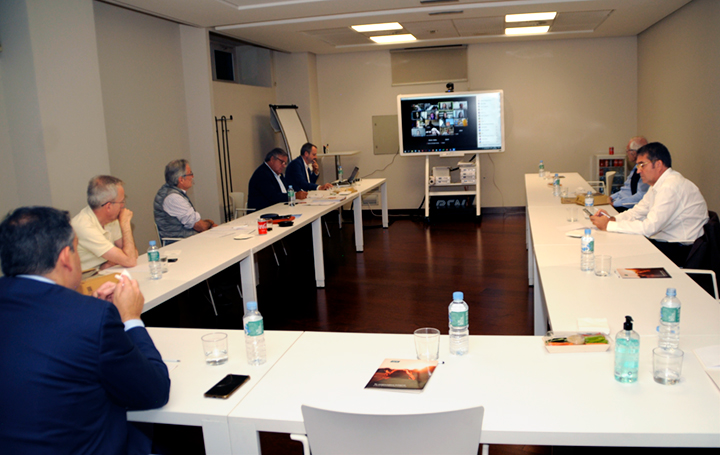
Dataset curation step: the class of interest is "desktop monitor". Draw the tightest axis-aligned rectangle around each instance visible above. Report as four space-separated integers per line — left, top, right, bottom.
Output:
397 90 505 156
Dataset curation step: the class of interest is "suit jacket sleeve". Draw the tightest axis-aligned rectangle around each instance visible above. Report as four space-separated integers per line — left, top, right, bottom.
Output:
98 304 170 411
285 157 318 191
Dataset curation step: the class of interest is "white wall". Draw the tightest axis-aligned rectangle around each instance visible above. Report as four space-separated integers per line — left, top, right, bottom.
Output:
94 2 194 248
0 57 20 217
212 81 277 206
275 52 322 147
638 0 719 212
316 37 638 209
0 0 109 215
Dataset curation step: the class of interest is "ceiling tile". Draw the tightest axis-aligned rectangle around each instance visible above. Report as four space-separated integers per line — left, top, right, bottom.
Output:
551 10 613 32
302 28 373 46
452 16 504 37
401 20 460 40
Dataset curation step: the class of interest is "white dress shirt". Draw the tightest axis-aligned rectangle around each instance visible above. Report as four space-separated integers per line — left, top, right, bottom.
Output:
266 162 287 193
607 168 708 243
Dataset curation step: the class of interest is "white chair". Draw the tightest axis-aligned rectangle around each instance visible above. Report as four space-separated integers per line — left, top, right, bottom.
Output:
683 269 719 301
154 222 182 247
230 191 251 219
290 405 485 455
604 170 616 195
588 170 616 196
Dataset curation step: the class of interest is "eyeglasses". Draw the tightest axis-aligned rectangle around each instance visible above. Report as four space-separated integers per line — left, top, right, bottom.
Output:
103 198 126 207
636 161 652 170
274 157 288 166
183 173 194 178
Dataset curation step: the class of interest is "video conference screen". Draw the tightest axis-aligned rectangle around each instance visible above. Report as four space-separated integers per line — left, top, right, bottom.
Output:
397 90 504 156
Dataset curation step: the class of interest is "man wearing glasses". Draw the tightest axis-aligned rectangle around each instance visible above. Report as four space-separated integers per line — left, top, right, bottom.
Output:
248 148 308 211
610 136 650 212
154 159 217 243
591 142 708 266
71 175 138 271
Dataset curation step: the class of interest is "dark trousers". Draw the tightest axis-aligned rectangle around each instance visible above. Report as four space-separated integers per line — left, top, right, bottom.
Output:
649 239 692 268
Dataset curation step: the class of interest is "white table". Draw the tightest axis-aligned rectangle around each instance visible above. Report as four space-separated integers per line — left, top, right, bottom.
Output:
127 328 302 455
525 173 720 336
228 331 720 453
112 179 387 313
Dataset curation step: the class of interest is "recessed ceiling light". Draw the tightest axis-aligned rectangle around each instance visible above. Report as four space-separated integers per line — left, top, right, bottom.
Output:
352 22 403 33
506 12 557 23
370 34 417 44
505 26 550 35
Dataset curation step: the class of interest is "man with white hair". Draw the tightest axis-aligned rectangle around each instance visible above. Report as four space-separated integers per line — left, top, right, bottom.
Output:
610 136 650 212
71 175 138 271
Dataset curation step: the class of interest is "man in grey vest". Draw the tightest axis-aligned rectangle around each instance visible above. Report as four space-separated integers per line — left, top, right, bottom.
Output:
154 159 216 244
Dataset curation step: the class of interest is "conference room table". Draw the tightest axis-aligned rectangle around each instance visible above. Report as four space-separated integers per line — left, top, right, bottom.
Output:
127 328 303 455
525 173 720 337
128 329 719 455
107 178 387 313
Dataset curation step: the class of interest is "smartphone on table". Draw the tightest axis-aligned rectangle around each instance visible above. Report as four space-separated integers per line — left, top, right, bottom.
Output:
204 374 250 399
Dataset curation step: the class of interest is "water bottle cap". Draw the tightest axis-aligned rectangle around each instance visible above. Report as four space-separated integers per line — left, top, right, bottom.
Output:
587 191 593 196
149 240 156 246
584 228 591 235
666 288 677 297
554 173 558 177
453 291 463 300
289 185 293 190
540 160 543 163
247 301 258 311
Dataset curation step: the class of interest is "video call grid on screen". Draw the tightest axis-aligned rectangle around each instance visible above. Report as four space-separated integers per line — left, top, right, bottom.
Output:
397 90 504 156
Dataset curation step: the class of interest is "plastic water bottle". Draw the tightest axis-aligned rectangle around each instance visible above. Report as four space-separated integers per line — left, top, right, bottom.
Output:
539 160 545 178
658 288 681 349
448 291 469 356
147 240 162 280
288 185 296 207
243 301 266 366
337 165 343 182
552 173 561 196
584 191 594 213
580 228 594 271
614 316 640 383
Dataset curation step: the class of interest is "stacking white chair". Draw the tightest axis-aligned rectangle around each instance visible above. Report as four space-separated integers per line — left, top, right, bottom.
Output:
290 404 485 455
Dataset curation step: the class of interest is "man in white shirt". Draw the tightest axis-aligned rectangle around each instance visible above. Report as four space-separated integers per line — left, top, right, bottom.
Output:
591 142 709 266
610 136 650 212
153 159 216 243
71 175 138 271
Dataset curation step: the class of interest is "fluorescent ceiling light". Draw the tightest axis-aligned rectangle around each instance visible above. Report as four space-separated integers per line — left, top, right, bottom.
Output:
505 12 557 23
352 22 403 32
370 34 417 44
505 26 550 35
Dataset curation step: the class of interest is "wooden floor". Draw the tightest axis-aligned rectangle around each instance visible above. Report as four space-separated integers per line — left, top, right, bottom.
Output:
143 212 713 455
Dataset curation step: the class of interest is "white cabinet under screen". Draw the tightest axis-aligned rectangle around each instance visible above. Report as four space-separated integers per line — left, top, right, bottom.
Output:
592 154 627 194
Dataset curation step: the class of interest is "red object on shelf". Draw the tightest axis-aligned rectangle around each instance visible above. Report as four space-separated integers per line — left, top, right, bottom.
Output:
609 147 614 155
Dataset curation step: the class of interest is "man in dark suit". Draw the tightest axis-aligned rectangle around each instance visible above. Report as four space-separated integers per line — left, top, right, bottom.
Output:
248 148 308 211
0 206 171 455
285 142 334 192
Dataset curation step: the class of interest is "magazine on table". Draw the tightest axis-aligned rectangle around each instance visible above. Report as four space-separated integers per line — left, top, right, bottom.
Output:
365 358 438 392
616 267 671 279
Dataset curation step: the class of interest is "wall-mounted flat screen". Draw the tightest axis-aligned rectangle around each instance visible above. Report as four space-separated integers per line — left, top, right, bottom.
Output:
397 90 504 156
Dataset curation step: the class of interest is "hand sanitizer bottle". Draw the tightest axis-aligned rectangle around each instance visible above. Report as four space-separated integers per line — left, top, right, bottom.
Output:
614 316 640 383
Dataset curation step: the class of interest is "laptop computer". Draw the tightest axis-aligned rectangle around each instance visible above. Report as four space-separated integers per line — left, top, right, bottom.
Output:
333 166 359 186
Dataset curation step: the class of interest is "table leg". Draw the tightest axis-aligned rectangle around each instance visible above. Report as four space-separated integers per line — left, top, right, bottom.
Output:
240 254 257 311
353 197 363 252
201 417 235 455
229 420 262 455
527 215 534 287
532 258 547 335
312 218 325 287
381 181 388 228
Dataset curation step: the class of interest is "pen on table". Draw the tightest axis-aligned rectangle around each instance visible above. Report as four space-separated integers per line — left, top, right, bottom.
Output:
163 359 181 363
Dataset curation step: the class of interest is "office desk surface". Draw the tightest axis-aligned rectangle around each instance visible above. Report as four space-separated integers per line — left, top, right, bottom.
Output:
128 328 302 455
229 332 720 452
534 242 720 336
